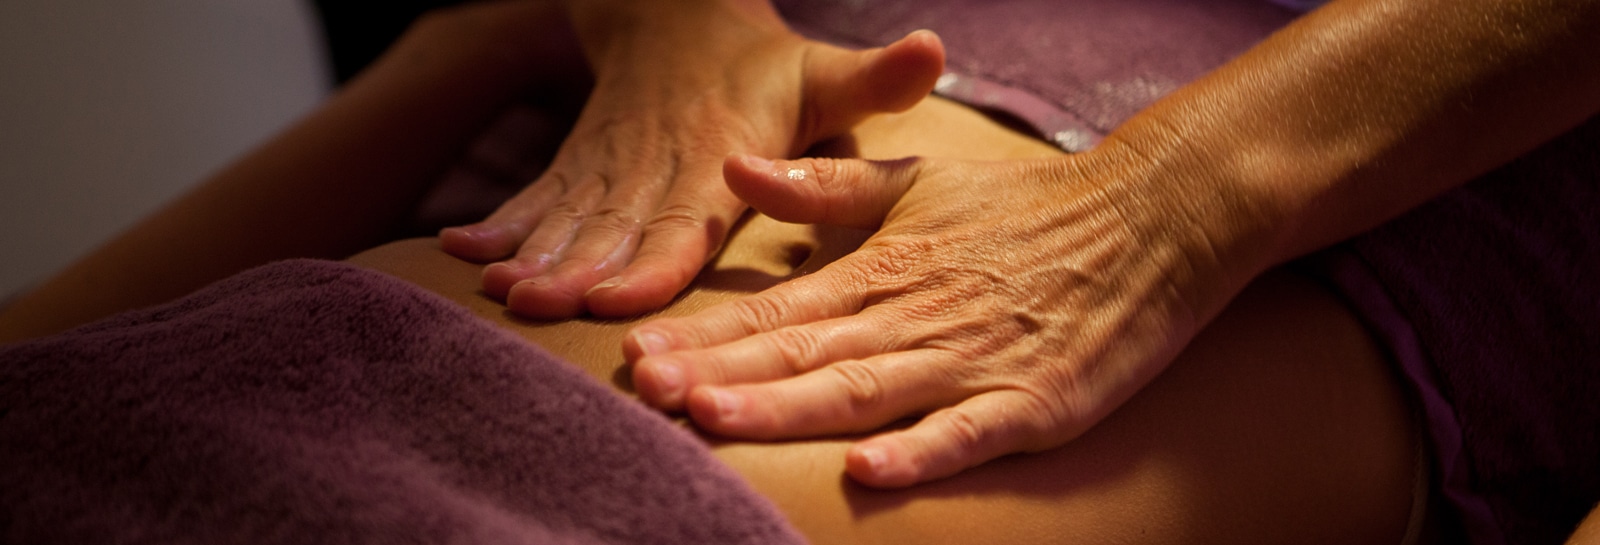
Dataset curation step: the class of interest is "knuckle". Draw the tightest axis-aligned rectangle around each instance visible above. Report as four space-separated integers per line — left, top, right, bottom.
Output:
1009 387 1072 451
535 170 575 195
643 203 708 234
829 362 885 412
939 409 990 461
537 201 587 229
580 208 643 238
1038 364 1091 415
806 158 838 187
695 352 741 385
765 328 829 374
727 295 791 336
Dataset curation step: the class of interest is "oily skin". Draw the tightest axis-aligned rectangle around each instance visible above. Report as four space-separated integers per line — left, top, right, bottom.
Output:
438 0 945 319
630 148 1209 489
349 98 1418 544
626 0 1600 488
0 0 941 342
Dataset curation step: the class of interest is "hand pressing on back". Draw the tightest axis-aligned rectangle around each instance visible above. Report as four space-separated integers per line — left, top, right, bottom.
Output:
440 1 944 319
625 147 1267 487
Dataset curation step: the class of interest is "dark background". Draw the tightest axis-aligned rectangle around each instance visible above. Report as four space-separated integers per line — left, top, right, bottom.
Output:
312 0 468 84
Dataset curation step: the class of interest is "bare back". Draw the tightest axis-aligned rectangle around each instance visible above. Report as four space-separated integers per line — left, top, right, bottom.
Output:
349 97 1421 544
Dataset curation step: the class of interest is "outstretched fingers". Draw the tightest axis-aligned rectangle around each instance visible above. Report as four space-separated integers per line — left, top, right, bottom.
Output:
626 258 880 352
633 306 904 410
580 32 945 316
442 28 945 320
499 171 665 318
582 163 749 317
473 175 603 300
439 174 569 265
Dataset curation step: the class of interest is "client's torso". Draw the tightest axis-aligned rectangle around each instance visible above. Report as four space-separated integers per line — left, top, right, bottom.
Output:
347 96 1419 545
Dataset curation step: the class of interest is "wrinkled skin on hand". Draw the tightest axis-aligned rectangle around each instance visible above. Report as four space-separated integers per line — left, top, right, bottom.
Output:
440 2 944 319
626 150 1243 488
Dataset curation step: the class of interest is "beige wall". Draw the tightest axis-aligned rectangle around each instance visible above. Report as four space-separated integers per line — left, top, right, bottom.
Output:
0 0 330 298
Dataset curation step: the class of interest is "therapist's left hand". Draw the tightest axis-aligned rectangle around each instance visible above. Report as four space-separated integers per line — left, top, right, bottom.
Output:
439 1 944 319
626 149 1262 487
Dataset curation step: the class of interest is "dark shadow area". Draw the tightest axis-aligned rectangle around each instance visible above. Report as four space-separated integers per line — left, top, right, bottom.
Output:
311 0 469 85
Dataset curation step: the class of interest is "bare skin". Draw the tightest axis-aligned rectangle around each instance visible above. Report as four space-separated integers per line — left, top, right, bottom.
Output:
0 0 941 342
623 0 1600 489
1571 508 1600 545
438 0 945 319
348 97 1422 544
2 1 1588 539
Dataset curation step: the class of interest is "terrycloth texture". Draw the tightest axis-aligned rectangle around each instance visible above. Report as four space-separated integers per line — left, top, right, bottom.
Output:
0 260 804 545
1339 116 1600 545
776 0 1299 150
777 1 1600 543
1267 0 1328 12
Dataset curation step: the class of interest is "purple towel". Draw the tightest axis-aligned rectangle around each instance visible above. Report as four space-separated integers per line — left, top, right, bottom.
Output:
1336 115 1600 545
776 0 1299 151
0 260 804 545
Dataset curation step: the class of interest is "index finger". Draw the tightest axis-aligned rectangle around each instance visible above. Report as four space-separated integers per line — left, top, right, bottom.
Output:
624 263 869 361
583 155 750 317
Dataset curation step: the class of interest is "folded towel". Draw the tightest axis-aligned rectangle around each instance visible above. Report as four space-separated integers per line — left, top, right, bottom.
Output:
0 260 803 545
1341 115 1600 545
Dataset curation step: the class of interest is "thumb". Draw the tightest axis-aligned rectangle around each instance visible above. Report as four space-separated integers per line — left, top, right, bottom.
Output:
723 154 927 229
798 29 946 145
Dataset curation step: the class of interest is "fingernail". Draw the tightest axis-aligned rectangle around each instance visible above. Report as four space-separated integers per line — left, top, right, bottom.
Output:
491 261 541 278
443 223 496 241
587 276 624 295
632 330 670 356
739 154 777 174
647 361 684 401
858 446 888 475
707 389 744 421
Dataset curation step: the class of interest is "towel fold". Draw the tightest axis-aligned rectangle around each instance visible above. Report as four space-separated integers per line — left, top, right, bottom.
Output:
1342 115 1600 545
0 259 803 545
776 0 1298 140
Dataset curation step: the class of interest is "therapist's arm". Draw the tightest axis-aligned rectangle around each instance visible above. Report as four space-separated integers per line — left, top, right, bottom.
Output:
626 0 1600 487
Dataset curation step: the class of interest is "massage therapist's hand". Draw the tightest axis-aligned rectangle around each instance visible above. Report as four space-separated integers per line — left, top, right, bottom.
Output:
626 147 1271 487
439 0 944 318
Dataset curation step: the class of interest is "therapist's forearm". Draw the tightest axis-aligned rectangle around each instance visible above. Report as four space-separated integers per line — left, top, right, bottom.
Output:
1097 0 1600 311
560 0 788 69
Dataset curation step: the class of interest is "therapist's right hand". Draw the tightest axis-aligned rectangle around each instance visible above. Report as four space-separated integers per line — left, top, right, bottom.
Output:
628 148 1263 488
